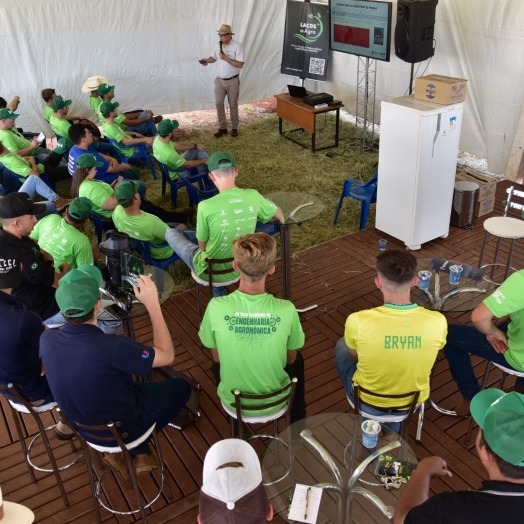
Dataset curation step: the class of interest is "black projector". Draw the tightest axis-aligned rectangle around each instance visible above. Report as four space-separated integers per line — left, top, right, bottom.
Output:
303 92 334 106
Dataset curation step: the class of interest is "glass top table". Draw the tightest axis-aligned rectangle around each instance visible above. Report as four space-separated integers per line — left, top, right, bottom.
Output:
411 257 496 312
265 192 325 301
261 413 416 524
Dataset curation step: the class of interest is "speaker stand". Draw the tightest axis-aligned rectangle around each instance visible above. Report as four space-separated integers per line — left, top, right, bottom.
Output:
409 63 415 94
353 57 378 152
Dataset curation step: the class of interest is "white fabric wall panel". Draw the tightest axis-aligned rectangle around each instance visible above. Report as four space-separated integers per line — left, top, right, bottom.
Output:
1 0 523 174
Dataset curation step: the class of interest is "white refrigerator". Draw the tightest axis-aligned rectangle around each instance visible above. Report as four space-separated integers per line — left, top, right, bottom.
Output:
375 95 464 250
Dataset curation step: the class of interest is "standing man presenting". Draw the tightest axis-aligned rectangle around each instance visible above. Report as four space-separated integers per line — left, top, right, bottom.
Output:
200 24 244 138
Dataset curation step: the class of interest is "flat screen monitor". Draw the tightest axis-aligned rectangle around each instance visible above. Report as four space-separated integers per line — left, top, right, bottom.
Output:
329 0 392 62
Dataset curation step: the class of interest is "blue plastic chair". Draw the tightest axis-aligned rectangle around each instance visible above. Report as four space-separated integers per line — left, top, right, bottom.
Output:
154 158 198 208
106 138 157 181
333 172 378 229
132 238 180 270
179 173 218 205
2 166 57 192
90 211 114 244
255 221 280 237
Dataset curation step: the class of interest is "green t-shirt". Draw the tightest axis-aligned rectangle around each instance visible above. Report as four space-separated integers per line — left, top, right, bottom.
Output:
484 269 524 371
152 138 184 179
43 105 54 122
102 122 135 157
0 128 35 154
0 153 44 180
79 179 114 218
49 114 71 138
194 188 277 281
97 107 126 129
30 215 93 270
199 290 305 414
112 206 173 260
89 95 103 112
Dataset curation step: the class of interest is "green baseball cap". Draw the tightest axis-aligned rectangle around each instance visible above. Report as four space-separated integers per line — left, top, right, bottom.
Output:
0 108 19 120
157 119 179 137
471 388 524 466
208 151 235 172
54 137 73 155
56 268 101 317
99 100 119 117
77 264 103 286
51 96 72 111
67 197 93 221
76 153 104 168
115 180 140 205
97 83 115 97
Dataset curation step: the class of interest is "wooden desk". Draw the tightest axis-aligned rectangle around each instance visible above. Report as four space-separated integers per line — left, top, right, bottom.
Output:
275 93 344 152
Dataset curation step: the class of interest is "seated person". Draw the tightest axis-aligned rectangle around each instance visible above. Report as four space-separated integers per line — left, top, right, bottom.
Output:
81 75 109 114
199 233 306 423
40 269 191 476
0 95 44 143
42 89 82 123
71 154 194 224
199 439 274 524
444 268 524 415
68 123 140 182
334 250 447 430
112 181 188 260
153 119 209 180
166 152 280 297
393 389 524 524
30 197 96 270
0 108 69 182
101 101 154 157
96 82 161 136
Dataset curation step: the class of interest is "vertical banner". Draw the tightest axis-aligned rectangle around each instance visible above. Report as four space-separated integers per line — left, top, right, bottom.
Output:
281 1 330 81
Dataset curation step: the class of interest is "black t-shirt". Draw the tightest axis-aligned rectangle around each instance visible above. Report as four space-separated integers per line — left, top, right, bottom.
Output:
405 480 524 524
0 291 50 400
39 324 155 443
0 229 59 319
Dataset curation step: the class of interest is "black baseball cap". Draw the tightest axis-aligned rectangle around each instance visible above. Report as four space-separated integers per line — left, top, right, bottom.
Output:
0 242 22 289
0 192 46 219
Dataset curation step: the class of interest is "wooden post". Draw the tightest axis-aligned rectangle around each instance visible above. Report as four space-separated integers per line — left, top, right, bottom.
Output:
506 104 524 183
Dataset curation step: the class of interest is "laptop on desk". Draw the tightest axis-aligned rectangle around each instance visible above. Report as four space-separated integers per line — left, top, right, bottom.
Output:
287 84 308 98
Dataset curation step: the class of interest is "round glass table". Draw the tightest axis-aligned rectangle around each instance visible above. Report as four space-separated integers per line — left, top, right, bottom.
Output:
261 413 417 524
264 192 325 301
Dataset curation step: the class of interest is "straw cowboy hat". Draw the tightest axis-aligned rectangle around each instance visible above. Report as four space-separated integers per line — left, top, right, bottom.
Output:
81 75 109 93
217 24 234 35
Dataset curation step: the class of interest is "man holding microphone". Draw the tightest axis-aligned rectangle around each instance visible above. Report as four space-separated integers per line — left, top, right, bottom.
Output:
200 24 244 138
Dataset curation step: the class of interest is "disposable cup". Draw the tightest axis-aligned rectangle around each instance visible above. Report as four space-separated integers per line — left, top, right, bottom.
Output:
361 420 381 448
379 239 387 251
417 271 432 290
449 264 463 285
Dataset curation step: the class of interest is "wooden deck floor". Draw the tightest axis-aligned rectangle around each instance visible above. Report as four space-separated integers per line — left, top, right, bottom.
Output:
1 179 521 523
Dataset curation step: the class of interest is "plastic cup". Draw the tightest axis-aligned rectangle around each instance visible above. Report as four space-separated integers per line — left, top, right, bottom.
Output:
361 420 381 448
449 264 463 285
379 239 387 251
417 271 432 290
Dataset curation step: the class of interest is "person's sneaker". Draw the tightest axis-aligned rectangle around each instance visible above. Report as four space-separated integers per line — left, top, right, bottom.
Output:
154 115 163 124
103 453 129 480
454 398 471 418
54 420 75 440
134 451 158 475
213 128 228 137
231 129 238 137
54 197 72 214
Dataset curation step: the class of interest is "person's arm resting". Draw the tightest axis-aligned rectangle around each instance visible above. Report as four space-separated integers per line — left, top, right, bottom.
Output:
471 302 508 353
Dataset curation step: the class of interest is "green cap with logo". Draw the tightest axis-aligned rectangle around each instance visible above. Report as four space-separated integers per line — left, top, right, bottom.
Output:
76 153 104 169
157 119 179 137
97 83 115 97
51 96 72 111
99 100 119 117
471 388 524 466
56 267 102 317
115 180 140 205
0 108 19 120
67 197 93 221
54 137 73 155
208 151 235 172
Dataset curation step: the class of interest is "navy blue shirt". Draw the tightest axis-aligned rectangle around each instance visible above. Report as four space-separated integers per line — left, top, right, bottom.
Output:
68 145 115 184
39 324 155 441
0 291 50 400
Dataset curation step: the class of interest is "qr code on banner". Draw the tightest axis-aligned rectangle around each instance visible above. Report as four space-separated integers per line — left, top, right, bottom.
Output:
309 57 325 76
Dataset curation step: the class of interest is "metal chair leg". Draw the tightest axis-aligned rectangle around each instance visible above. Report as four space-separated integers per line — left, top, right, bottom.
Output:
196 283 202 321
478 230 489 267
416 402 425 443
465 361 493 445
10 408 37 483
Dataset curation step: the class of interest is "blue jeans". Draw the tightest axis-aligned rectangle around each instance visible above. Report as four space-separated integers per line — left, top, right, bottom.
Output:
43 312 123 335
334 338 406 432
179 148 209 177
164 228 226 297
34 147 53 163
444 322 524 400
19 176 58 218
128 379 192 454
125 112 157 137
93 140 117 156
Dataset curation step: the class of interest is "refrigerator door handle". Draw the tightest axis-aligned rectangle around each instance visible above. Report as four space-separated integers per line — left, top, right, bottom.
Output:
432 113 441 158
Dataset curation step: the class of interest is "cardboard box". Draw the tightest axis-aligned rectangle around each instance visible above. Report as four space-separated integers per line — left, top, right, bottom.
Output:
415 74 468 105
476 197 495 218
456 169 497 201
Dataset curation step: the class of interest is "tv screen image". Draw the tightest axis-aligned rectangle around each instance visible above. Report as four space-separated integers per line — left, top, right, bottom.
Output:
329 0 392 61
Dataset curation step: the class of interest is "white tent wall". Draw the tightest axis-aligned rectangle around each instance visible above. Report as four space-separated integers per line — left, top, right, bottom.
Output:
1 0 523 175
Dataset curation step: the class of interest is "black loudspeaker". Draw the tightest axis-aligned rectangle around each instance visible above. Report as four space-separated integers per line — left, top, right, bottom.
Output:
395 0 438 63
